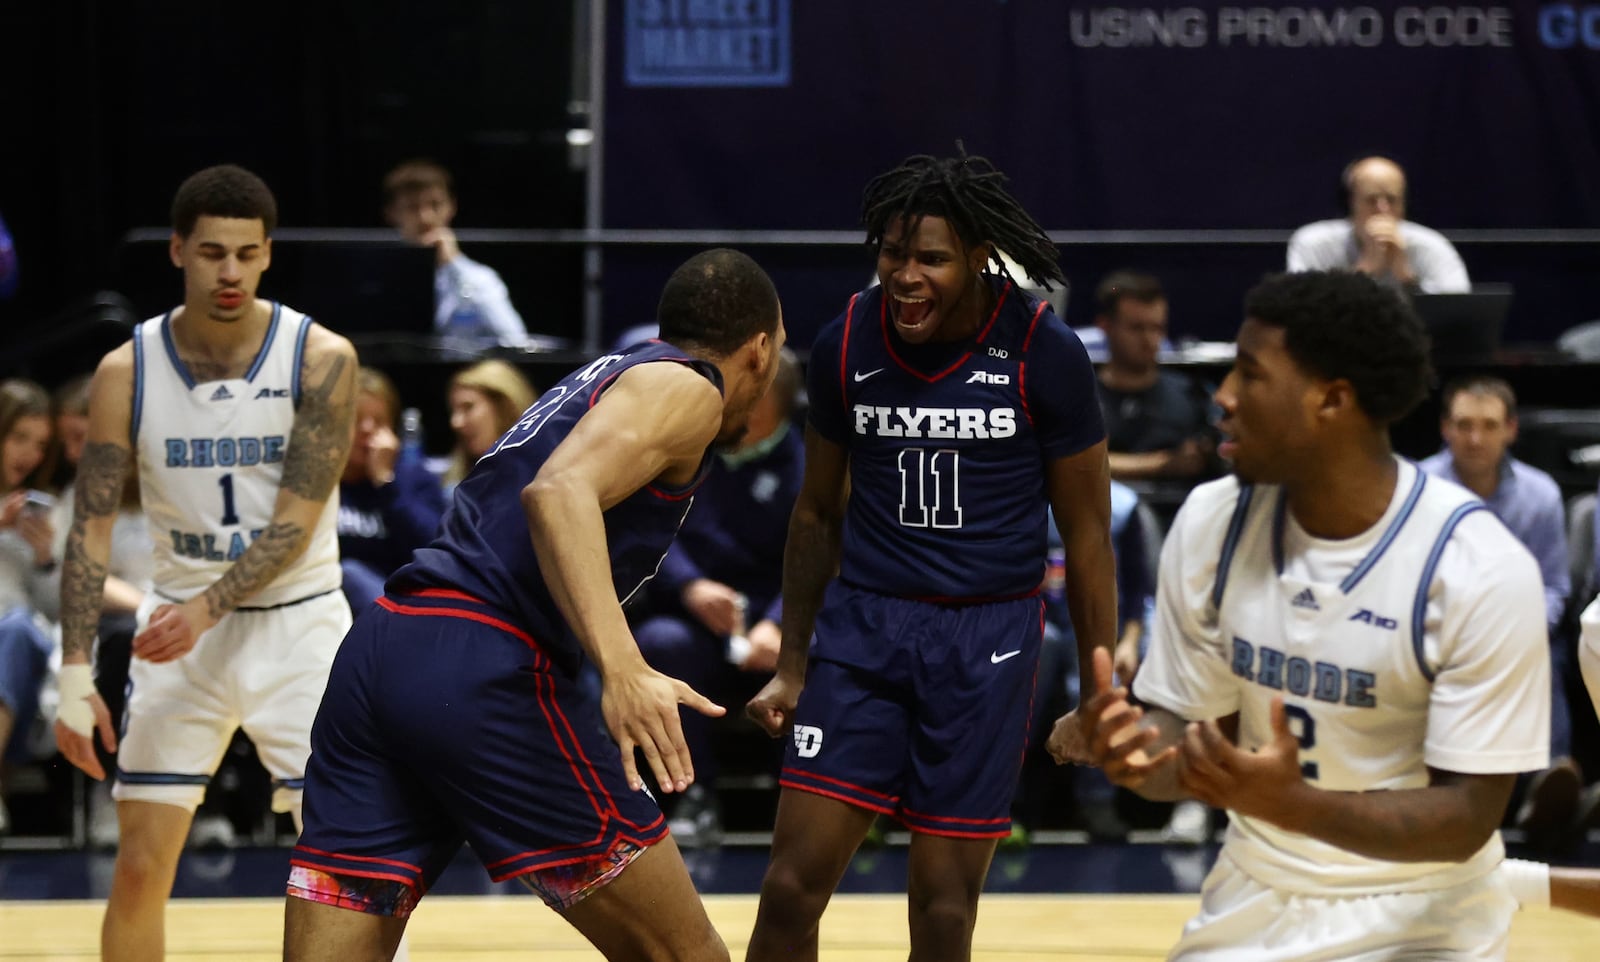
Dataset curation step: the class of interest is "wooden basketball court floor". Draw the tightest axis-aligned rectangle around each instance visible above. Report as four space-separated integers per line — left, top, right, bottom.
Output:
3 894 1595 960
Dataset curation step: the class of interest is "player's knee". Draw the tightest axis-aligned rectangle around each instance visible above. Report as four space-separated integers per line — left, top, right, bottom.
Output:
907 894 977 948
111 840 183 898
757 861 831 925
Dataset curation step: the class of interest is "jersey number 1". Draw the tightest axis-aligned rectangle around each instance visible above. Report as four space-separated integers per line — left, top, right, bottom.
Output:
897 448 962 529
218 474 239 526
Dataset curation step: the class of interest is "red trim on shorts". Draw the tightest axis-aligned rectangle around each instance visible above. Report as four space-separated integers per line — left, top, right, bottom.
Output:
534 669 668 834
902 822 1012 840
899 807 1011 826
486 824 668 883
293 845 423 873
483 831 608 871
781 767 897 803
541 675 666 833
531 670 610 820
778 778 897 816
288 858 420 890
376 595 544 664
407 588 481 604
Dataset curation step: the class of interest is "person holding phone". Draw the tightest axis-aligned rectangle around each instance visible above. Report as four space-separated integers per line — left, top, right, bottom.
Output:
0 378 58 834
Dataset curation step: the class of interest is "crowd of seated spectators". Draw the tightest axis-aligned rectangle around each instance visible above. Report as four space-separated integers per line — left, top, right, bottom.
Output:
5 161 1600 855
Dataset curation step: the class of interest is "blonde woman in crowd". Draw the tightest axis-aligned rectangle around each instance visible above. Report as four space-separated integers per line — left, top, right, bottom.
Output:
443 360 536 491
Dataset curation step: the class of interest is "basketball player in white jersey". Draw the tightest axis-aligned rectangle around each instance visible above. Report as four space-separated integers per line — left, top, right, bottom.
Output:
54 165 358 962
1075 270 1552 959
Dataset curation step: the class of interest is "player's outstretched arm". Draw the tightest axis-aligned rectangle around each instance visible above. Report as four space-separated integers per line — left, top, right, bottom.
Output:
56 345 134 777
132 327 358 663
522 361 728 793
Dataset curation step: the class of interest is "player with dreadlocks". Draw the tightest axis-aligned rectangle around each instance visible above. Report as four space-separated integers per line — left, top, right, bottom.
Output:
743 151 1116 962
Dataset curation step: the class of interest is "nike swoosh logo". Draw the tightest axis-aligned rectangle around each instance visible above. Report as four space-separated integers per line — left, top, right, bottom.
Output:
853 368 884 383
990 650 1022 664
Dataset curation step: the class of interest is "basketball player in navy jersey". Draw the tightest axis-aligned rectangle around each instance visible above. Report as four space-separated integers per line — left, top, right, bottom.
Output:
743 154 1117 962
54 165 359 961
1084 271 1554 958
284 249 785 962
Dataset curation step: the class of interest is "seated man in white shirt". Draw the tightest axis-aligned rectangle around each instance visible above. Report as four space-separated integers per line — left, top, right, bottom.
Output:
1287 156 1470 294
383 159 528 343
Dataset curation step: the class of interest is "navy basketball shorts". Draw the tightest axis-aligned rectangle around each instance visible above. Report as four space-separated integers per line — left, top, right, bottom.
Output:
781 582 1044 838
288 590 666 916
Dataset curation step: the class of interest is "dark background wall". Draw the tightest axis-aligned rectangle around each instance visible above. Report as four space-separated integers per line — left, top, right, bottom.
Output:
0 0 580 345
4 1 1600 371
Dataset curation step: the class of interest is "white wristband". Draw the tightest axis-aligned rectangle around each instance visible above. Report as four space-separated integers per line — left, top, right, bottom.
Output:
57 664 97 737
1502 858 1551 909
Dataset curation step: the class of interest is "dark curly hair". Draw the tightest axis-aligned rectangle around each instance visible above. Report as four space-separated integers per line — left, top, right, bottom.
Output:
171 164 278 237
657 249 781 357
1244 271 1432 425
860 150 1064 290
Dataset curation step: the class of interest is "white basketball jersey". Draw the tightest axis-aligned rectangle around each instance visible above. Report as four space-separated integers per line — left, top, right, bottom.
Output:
132 304 341 607
1135 458 1549 895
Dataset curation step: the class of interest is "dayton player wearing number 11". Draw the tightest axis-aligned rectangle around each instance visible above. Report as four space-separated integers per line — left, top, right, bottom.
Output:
745 153 1117 962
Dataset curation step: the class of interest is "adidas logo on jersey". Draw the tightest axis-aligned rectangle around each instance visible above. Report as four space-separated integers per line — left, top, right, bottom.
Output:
1290 587 1320 611
209 385 234 401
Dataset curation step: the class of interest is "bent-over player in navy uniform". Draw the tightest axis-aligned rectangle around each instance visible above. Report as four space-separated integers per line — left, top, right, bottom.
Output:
744 154 1118 962
285 249 787 962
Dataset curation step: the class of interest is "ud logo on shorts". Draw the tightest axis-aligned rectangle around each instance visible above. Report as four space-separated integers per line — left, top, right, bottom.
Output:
792 724 824 758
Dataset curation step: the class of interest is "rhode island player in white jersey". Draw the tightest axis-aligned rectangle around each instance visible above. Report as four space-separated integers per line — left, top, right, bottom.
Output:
1074 271 1553 960
53 165 359 962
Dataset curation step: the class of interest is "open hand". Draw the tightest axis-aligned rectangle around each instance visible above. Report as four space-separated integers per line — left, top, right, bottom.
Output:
1083 648 1178 788
602 664 725 793
1178 695 1303 822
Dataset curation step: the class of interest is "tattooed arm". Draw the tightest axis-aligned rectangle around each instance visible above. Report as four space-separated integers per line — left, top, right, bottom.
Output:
60 345 136 667
57 345 135 777
132 327 358 662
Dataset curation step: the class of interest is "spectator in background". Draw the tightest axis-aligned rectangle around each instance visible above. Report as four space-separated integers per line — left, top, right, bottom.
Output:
383 159 528 343
633 347 805 847
1418 376 1578 848
1018 481 1156 843
1093 271 1215 484
338 367 446 614
1288 156 1470 294
442 359 537 491
0 379 58 834
47 375 153 622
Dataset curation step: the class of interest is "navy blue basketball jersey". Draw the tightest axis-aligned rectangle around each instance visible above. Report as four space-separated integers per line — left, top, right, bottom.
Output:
808 278 1103 600
390 342 722 670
